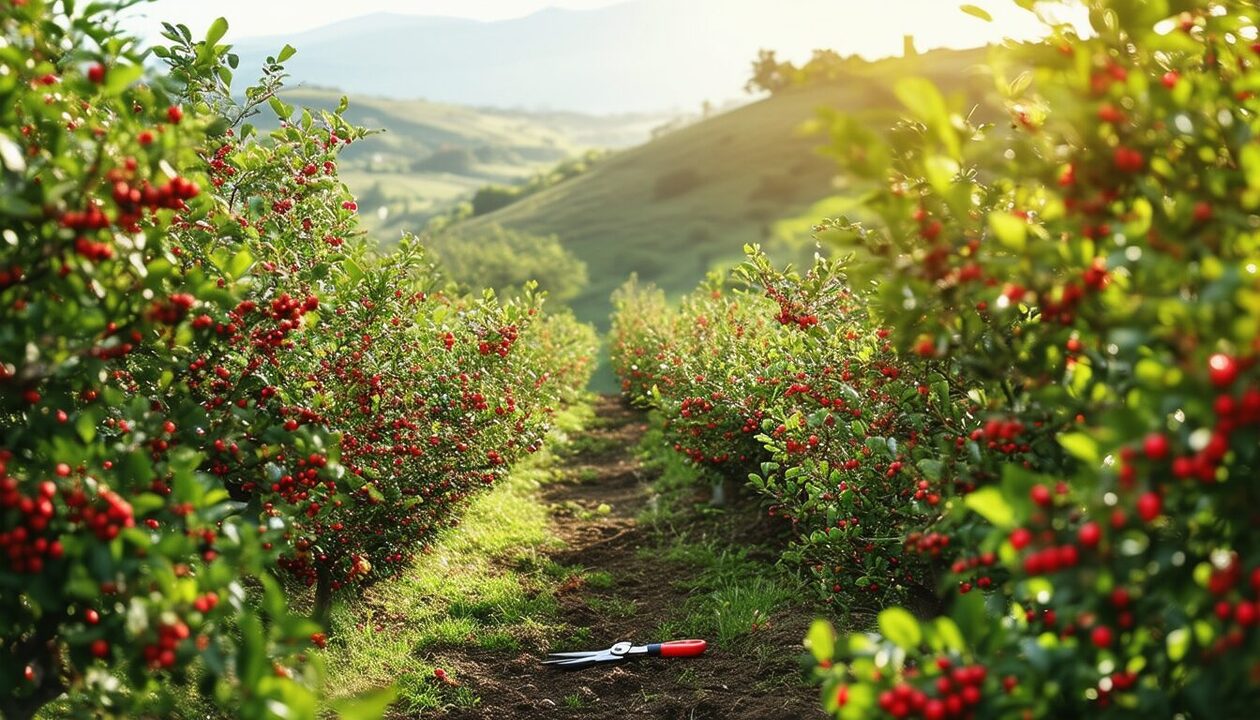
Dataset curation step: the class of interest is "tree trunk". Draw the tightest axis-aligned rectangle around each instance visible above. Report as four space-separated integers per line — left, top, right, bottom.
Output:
709 479 727 507
3 626 66 720
312 563 334 625
4 677 65 720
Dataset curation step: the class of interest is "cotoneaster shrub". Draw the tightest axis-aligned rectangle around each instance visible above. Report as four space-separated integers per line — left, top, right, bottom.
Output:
610 251 978 609
613 1 1260 716
0 4 327 717
796 0 1260 717
1 2 596 716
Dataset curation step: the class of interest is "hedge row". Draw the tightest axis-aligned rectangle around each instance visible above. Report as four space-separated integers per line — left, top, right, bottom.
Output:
612 0 1260 716
0 3 595 717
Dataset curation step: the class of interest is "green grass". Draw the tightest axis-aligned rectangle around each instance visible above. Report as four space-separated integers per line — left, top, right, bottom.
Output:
636 413 717 526
585 595 639 620
553 498 613 521
572 466 601 483
563 693 590 709
658 576 796 646
631 533 800 648
321 402 595 713
634 420 804 648
584 570 615 589
560 432 622 457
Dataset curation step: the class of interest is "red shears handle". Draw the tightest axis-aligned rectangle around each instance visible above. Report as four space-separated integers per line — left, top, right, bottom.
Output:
647 639 707 658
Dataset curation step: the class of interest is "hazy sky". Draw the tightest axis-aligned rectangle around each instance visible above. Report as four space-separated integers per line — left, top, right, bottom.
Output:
123 0 625 40
123 0 1085 54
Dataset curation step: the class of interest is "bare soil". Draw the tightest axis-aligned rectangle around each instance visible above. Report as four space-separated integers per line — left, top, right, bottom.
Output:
437 396 826 720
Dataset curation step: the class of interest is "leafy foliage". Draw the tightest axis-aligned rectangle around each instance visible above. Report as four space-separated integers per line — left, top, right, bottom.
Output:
427 224 590 303
619 1 1260 717
0 3 594 717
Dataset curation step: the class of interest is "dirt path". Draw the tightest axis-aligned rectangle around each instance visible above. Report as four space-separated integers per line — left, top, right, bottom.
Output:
443 396 825 720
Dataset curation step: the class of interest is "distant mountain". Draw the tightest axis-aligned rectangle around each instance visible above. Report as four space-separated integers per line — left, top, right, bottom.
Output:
230 0 1005 114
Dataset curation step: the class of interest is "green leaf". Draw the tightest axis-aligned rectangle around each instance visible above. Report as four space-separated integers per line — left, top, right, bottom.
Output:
895 77 948 127
75 411 97 443
923 155 960 195
205 17 229 47
332 686 398 720
951 589 987 641
238 612 265 684
877 607 921 650
1243 144 1260 192
960 4 993 21
895 78 960 158
988 212 1027 252
1166 627 1190 662
806 619 836 664
964 486 1015 528
1058 432 1100 465
917 459 943 481
269 96 293 120
932 617 965 652
277 44 297 63
228 249 253 279
103 63 144 95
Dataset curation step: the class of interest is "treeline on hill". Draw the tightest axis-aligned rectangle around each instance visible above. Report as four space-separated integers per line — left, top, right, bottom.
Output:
394 151 605 305
415 149 606 233
612 1 1260 718
0 3 596 718
745 48 872 95
425 224 590 304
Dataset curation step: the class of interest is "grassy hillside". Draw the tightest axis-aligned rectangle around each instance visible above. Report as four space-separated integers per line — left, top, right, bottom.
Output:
458 48 988 329
270 88 662 233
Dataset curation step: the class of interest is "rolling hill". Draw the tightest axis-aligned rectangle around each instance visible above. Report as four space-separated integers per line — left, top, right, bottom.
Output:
455 48 988 328
265 88 663 232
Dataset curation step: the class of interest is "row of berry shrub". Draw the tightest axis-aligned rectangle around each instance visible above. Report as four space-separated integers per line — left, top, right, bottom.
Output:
612 252 961 612
0 3 596 718
612 0 1260 716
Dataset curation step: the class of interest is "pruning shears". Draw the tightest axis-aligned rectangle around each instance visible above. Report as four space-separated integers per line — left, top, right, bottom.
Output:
542 639 708 670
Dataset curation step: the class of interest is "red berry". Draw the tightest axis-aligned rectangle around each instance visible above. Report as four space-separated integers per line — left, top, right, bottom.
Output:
1091 625 1114 648
90 639 109 658
1238 602 1258 627
1208 353 1238 388
1172 456 1194 479
1078 521 1101 548
1010 527 1032 550
166 105 183 124
87 63 106 84
1030 484 1052 507
1161 71 1180 88
1136 492 1162 522
1113 146 1144 173
1143 433 1169 461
